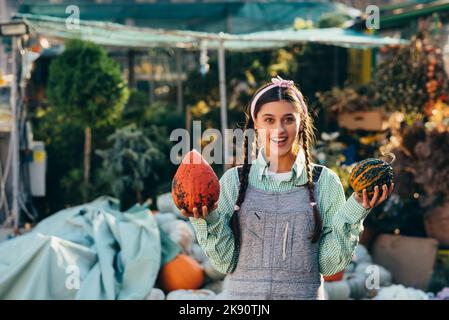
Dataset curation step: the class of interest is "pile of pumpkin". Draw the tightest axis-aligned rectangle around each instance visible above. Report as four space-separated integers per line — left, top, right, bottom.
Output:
145 191 225 300
143 150 223 300
323 244 393 300
323 244 434 300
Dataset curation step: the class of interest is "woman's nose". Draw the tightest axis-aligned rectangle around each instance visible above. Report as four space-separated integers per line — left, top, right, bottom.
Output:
272 125 286 135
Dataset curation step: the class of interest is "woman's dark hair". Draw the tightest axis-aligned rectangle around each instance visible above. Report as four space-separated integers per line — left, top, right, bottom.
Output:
230 82 323 258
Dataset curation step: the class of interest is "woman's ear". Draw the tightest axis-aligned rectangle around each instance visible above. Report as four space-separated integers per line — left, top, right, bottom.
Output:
298 121 304 133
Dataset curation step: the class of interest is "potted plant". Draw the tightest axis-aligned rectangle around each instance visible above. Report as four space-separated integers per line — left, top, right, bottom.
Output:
376 120 449 245
315 83 389 132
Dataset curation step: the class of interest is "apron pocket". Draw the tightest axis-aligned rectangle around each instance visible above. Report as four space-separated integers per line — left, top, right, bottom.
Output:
237 211 265 270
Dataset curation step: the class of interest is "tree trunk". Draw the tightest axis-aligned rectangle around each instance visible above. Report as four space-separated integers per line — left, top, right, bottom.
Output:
83 126 92 201
136 190 142 204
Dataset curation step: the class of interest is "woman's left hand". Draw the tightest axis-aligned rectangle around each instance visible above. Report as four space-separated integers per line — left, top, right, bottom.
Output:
354 183 395 209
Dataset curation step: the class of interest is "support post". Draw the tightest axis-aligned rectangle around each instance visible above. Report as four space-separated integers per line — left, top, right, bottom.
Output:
218 41 229 170
10 36 19 230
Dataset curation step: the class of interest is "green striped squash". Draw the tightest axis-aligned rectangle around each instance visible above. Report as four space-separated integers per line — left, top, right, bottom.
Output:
349 155 395 198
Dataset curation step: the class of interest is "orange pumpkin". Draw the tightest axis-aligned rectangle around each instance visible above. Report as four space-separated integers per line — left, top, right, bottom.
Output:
172 150 220 216
159 254 205 292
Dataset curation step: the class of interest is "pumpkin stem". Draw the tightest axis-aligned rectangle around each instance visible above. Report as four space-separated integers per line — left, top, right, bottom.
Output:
386 152 396 164
381 152 396 164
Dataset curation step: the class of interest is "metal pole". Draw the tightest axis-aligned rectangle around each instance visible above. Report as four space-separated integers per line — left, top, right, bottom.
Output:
10 36 19 230
218 40 229 170
0 0 7 73
176 49 183 114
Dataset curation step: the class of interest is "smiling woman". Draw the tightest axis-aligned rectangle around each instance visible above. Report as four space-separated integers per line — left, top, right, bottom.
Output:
256 102 301 171
187 76 394 300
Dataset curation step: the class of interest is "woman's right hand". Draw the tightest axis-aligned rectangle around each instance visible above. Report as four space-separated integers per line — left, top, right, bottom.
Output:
180 202 218 219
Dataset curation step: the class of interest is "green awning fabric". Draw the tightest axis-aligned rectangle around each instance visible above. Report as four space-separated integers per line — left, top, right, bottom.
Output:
19 1 361 34
227 28 410 49
349 0 449 30
15 14 410 51
380 0 449 29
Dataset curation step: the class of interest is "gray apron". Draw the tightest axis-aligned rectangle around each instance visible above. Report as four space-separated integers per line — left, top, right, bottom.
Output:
224 165 325 300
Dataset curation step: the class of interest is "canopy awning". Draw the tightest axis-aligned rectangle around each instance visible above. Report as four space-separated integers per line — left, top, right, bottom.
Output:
18 1 361 34
15 14 410 51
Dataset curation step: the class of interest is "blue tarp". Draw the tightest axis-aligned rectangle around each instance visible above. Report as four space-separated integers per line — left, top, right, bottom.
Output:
0 196 180 299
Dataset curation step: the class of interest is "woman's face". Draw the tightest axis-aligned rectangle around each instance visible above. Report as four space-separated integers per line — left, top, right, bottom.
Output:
254 101 301 158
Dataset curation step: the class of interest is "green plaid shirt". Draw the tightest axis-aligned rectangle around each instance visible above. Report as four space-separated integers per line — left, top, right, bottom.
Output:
190 148 370 276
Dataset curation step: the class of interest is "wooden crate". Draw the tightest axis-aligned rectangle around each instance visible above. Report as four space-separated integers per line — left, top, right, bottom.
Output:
338 109 389 131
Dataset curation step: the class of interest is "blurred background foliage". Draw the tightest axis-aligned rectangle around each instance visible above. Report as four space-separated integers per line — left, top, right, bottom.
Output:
30 36 349 214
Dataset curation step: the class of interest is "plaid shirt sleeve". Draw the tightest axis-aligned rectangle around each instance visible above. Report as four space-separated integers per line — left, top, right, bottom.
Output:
189 167 239 274
317 168 371 276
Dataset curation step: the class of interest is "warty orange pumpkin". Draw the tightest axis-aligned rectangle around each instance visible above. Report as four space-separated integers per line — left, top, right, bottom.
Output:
172 150 220 216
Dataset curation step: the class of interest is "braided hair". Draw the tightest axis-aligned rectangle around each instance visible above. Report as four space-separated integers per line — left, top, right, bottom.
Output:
230 82 323 264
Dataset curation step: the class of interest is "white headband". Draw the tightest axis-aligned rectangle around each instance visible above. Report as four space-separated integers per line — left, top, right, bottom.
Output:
250 76 307 121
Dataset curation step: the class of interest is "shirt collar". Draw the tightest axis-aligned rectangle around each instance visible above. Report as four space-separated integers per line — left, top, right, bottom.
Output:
254 146 307 183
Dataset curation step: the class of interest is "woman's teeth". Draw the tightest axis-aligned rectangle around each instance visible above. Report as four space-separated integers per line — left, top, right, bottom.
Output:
271 137 288 143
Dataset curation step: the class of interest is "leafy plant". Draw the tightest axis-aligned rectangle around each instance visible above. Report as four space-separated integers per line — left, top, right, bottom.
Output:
31 106 86 214
367 119 449 236
317 13 350 28
428 253 449 294
392 121 449 210
47 39 129 199
313 132 353 197
366 194 426 237
96 124 165 210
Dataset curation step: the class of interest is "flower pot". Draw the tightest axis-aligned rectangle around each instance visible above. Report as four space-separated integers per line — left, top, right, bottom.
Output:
424 200 449 246
372 234 438 290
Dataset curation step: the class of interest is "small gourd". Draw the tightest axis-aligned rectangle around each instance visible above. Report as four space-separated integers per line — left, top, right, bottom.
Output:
349 154 395 198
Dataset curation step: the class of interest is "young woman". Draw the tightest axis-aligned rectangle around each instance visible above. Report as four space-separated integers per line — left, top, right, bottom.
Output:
182 76 394 300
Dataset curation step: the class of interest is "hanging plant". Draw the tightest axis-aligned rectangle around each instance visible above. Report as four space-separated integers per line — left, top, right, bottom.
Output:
375 28 448 115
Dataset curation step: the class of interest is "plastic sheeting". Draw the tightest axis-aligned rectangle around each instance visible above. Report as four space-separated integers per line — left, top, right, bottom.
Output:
0 196 180 299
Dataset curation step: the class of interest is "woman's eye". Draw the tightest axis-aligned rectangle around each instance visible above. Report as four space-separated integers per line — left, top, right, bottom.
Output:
284 117 294 124
264 118 274 124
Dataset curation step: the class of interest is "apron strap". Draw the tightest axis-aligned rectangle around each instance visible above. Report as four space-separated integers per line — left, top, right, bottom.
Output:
237 164 252 183
294 164 324 187
312 164 324 183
